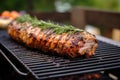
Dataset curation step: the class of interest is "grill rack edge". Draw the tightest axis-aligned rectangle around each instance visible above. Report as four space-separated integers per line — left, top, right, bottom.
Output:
0 30 120 80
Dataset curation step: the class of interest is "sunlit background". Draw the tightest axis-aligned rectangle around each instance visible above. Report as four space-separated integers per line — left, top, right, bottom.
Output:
0 0 120 41
1 0 120 12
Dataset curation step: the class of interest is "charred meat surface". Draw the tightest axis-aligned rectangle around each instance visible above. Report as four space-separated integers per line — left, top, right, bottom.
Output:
7 15 98 58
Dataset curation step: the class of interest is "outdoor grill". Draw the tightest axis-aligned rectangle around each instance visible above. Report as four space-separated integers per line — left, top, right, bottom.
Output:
0 30 120 80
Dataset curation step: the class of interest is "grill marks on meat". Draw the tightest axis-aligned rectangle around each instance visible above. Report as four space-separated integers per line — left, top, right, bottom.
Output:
8 21 98 58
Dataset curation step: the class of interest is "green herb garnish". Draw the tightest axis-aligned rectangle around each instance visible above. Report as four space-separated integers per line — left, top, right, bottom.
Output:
16 14 32 23
16 14 84 34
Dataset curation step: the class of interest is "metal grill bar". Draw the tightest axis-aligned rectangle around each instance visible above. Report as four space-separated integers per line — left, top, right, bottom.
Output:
0 30 120 80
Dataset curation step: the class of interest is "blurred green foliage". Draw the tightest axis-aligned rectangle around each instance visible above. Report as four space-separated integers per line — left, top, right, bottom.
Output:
0 0 28 12
63 0 119 11
33 0 55 12
0 0 120 12
0 0 55 12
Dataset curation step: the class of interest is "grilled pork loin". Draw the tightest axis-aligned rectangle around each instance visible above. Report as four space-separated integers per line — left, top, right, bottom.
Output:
7 15 98 58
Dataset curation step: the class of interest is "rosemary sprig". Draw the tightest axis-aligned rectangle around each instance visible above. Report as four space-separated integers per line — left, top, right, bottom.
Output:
16 14 32 23
16 14 84 34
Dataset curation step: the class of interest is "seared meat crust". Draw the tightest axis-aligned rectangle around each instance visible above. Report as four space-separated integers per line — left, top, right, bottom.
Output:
8 21 98 58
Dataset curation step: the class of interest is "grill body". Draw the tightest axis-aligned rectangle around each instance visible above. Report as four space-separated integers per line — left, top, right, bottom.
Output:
0 30 120 80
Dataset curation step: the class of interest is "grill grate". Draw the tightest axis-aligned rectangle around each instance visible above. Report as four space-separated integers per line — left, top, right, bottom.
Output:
0 30 120 80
